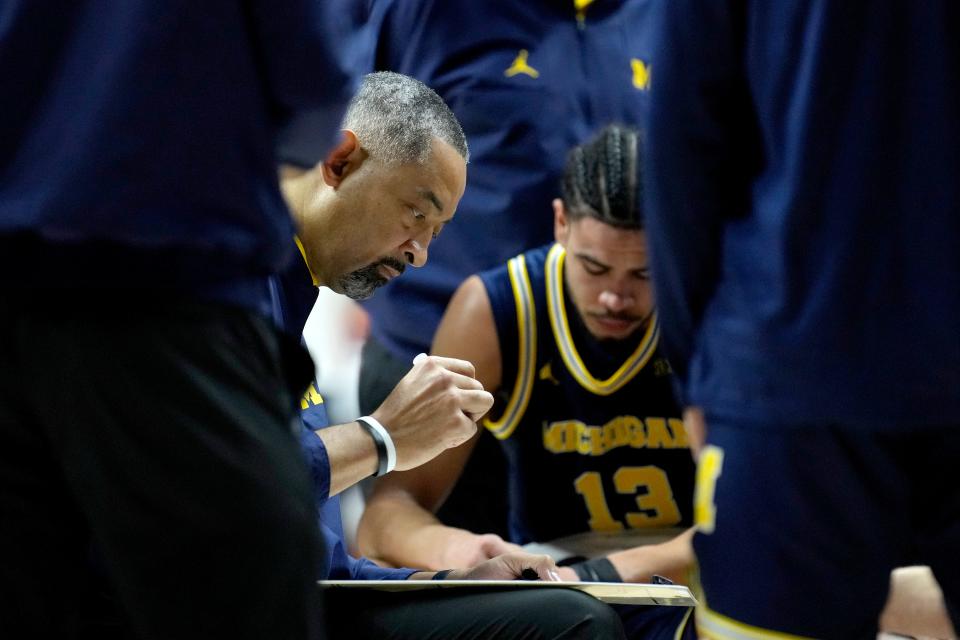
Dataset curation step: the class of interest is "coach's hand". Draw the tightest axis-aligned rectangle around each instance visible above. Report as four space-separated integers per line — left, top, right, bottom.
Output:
372 354 493 471
449 552 562 582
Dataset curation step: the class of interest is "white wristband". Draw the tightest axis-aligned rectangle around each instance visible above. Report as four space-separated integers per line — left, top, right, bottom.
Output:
357 415 397 475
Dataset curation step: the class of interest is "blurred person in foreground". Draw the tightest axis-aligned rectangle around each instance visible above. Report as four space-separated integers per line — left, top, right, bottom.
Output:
645 2 959 638
0 1 353 638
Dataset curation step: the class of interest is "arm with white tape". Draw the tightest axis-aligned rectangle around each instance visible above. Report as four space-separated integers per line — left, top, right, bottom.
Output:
312 350 493 498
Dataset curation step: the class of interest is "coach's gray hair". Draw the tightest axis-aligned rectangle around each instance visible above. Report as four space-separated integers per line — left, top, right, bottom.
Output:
342 71 468 165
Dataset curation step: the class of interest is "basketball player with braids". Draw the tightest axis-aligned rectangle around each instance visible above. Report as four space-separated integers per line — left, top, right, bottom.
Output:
358 124 698 639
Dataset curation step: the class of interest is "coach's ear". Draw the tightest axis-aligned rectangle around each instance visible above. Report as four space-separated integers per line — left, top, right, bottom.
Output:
553 198 570 247
320 130 368 188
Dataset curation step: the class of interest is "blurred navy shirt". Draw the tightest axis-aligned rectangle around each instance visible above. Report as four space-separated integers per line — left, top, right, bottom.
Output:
645 1 960 427
0 0 352 312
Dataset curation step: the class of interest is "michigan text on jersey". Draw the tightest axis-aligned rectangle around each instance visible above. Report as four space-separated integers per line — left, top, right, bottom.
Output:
542 415 689 456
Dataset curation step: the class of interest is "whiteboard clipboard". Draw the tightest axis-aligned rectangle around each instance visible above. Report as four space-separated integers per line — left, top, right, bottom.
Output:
319 580 697 607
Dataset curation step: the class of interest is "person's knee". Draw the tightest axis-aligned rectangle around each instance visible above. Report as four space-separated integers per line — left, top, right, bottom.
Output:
542 589 626 639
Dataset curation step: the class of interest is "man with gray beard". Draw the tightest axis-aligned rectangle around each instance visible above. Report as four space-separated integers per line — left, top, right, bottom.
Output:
276 71 627 639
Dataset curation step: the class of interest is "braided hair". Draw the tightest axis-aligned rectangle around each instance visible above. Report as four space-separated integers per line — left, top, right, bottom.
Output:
561 124 642 229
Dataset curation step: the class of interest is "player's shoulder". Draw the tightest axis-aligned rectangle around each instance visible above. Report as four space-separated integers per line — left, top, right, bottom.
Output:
449 274 490 315
478 243 553 291
519 243 553 273
476 245 548 311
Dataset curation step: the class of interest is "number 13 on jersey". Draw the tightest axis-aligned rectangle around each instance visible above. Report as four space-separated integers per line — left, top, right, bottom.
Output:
574 466 682 531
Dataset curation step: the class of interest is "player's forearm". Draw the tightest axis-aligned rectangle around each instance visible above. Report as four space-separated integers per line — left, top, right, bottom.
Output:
314 422 378 498
356 490 453 569
607 528 695 584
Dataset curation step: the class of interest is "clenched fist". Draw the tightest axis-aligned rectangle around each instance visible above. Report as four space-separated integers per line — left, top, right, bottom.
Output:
372 355 493 471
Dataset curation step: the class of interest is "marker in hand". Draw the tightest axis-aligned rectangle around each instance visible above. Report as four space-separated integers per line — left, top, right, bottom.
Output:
518 567 562 581
373 352 491 472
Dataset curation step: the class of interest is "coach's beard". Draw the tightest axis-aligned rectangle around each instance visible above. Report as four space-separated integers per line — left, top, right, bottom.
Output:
337 256 406 300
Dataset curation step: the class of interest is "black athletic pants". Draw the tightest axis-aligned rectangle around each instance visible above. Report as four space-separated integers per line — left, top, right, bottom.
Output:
0 289 322 639
325 585 627 639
